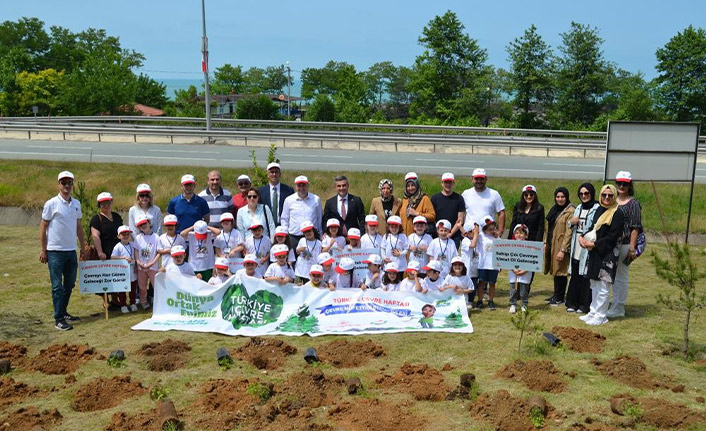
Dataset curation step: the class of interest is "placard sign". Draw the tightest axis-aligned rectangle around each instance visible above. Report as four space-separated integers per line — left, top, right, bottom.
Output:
332 248 382 279
79 260 131 294
492 240 543 272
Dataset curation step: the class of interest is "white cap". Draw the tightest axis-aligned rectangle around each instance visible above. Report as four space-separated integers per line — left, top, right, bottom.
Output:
463 221 476 232
237 174 251 183
309 264 324 275
513 223 529 235
243 254 258 264
387 215 402 225
335 257 356 273
117 225 132 235
58 171 74 181
194 220 209 234
300 220 314 232
326 218 341 228
347 228 361 239
384 262 400 273
404 172 418 181
96 192 113 203
363 254 383 265
437 219 452 230
616 171 632 182
249 219 264 230
181 174 195 185
413 215 428 225
219 212 234 222
451 256 466 266
481 215 495 226
135 214 151 227
522 184 537 193
365 214 379 225
136 183 151 194
164 214 178 226
215 257 229 269
272 243 289 256
294 175 308 184
441 172 455 182
274 226 288 237
405 261 421 272
266 162 281 171
318 252 334 265
472 168 487 178
170 245 186 256
423 260 443 272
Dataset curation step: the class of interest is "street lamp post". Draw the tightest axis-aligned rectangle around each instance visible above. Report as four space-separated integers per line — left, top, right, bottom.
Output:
286 61 291 119
201 0 211 132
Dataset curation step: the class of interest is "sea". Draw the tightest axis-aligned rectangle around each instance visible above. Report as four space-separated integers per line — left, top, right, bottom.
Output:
159 78 303 100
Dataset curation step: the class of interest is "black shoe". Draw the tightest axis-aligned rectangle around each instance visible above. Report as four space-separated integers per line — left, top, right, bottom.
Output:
488 301 496 311
475 301 483 310
548 299 564 306
545 296 554 303
55 320 73 331
64 314 81 322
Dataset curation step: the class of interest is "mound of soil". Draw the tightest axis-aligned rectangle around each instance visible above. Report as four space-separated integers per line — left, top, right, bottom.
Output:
231 337 297 370
496 359 567 393
140 339 191 372
0 342 28 368
0 406 62 431
470 390 556 431
375 362 450 401
72 375 146 412
0 378 43 409
592 356 671 390
552 326 606 353
317 339 385 368
29 344 95 375
104 406 178 431
610 394 706 429
328 398 425 431
193 378 263 429
279 369 344 408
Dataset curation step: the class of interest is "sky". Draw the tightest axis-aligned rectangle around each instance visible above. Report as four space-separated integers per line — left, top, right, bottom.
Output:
4 0 704 82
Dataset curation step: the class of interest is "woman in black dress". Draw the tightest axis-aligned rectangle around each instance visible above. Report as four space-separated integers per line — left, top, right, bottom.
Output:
508 184 545 242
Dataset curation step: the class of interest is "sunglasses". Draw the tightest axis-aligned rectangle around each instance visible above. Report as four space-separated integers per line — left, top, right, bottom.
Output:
616 182 630 187
601 193 614 199
138 193 151 198
523 192 535 196
238 182 251 187
59 180 74 186
247 194 258 199
579 191 590 196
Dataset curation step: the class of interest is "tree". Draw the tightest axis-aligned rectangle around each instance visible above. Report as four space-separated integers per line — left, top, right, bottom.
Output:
211 63 246 95
262 65 291 95
164 85 203 117
362 61 395 106
15 68 65 115
654 25 706 127
305 94 335 122
592 69 658 131
506 25 554 128
135 74 167 108
386 65 414 120
0 17 49 69
300 61 366 102
409 10 489 122
553 22 609 128
235 94 280 120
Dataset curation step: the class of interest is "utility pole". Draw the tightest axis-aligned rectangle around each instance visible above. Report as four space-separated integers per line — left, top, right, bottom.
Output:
286 61 291 119
201 0 211 131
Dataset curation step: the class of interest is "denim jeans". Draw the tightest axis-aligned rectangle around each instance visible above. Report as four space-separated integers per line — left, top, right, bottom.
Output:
47 250 77 322
509 282 530 306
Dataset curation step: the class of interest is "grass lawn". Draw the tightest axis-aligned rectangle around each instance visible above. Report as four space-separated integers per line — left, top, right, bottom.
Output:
1 224 706 430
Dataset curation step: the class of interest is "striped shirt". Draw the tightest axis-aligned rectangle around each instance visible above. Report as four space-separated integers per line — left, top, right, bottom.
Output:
198 187 234 228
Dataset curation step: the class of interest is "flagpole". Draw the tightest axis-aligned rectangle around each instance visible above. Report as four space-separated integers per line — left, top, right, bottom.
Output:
201 0 211 132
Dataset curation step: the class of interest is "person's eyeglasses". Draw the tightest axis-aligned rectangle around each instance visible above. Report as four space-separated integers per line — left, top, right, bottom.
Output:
579 192 590 197
238 182 251 187
523 192 534 197
59 180 73 186
247 194 258 199
616 182 629 187
601 193 614 198
138 193 150 198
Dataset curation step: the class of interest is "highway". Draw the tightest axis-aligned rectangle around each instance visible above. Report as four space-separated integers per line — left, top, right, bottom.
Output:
1 137 704 181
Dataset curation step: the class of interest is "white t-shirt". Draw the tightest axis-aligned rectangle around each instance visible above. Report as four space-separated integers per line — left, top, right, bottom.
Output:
265 262 295 280
270 246 296 264
399 278 417 292
427 237 458 278
382 233 409 269
442 274 475 291
208 273 230 285
572 207 591 257
295 238 322 278
460 236 479 278
158 233 185 267
363 271 382 289
322 235 346 253
321 266 334 284
165 261 195 276
303 280 327 289
461 187 505 228
407 232 432 273
383 281 401 291
111 241 137 282
477 232 495 270
508 269 533 284
360 233 383 250
135 232 160 270
234 268 261 281
332 271 363 289
421 275 443 292
214 229 244 258
187 232 216 272
42 194 82 251
244 235 272 277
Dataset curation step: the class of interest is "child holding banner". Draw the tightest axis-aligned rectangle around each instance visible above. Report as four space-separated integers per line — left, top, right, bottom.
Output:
360 215 383 250
161 245 197 277
399 261 420 292
208 257 232 285
460 220 480 306
266 244 296 285
407 215 432 278
134 214 160 310
234 254 259 280
477 215 499 310
427 220 458 279
442 256 475 296
382 215 409 269
317 252 335 287
508 224 533 313
295 221 322 284
322 218 346 253
417 260 444 293
332 257 362 289
302 265 334 290
214 212 245 259
111 225 138 313
382 262 402 291
158 215 185 268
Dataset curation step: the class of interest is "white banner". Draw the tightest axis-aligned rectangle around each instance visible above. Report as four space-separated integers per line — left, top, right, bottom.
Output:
79 260 130 294
332 247 381 280
492 239 543 272
132 271 473 336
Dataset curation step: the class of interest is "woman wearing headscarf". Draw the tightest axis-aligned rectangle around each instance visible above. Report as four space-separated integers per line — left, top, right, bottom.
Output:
369 179 402 235
565 183 599 314
543 187 575 306
578 184 624 326
400 172 435 236
508 185 545 242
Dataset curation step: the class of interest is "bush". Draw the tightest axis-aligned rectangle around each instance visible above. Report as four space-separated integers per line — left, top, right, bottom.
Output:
236 95 280 120
305 94 335 122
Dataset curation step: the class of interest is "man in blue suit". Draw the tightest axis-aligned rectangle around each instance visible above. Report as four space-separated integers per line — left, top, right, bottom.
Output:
258 162 294 226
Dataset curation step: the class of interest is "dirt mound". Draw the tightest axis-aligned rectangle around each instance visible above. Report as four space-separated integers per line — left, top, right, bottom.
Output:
610 394 706 429
552 326 606 353
231 337 297 370
375 362 450 401
328 398 425 431
0 378 43 409
29 344 95 375
592 356 671 389
470 390 555 431
0 406 62 431
140 339 191 371
72 375 146 412
317 339 385 368
279 369 344 408
0 342 27 368
104 410 160 431
192 378 263 429
496 359 567 393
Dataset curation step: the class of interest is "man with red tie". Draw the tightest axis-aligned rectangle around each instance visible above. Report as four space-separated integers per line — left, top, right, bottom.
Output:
322 175 366 237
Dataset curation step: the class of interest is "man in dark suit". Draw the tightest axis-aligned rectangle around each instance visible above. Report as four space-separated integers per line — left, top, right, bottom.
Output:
258 162 294 226
322 175 365 235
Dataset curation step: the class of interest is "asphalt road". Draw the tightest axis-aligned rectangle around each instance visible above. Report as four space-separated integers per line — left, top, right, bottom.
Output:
1 137 704 181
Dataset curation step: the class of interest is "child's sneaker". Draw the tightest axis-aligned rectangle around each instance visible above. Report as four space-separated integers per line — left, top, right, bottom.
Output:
487 301 496 311
475 301 483 310
130 304 138 312
120 306 129 314
521 305 528 313
509 305 516 314
579 312 595 322
141 302 151 310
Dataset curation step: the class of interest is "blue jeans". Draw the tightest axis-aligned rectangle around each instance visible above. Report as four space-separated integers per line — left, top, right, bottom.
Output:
47 250 77 322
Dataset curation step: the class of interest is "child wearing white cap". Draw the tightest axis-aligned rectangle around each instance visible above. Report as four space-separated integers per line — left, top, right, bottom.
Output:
244 219 271 278
295 220 322 283
135 215 161 309
399 261 421 292
442 256 475 296
382 262 402 291
161 245 197 277
417 260 444 293
346 228 362 250
270 226 296 265
214 212 245 259
322 218 346 253
476 215 499 310
265 244 296 285
234 254 261 280
302 265 333 289
317 253 335 286
460 220 480 304
407 215 432 276
426 219 458 279
181 220 221 281
360 215 383 250
158 214 185 268
332 257 363 290
382 215 409 270
361 254 383 289
208 257 232 286
508 224 533 313
111 225 138 313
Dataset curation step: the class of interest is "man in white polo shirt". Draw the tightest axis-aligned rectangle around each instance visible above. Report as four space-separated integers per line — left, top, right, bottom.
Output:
39 171 87 331
280 175 322 249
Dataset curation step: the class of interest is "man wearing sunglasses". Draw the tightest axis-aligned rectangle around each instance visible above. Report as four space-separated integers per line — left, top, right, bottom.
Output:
39 171 88 331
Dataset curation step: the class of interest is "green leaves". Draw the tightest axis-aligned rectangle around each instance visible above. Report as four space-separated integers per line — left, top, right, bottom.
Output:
221 284 284 330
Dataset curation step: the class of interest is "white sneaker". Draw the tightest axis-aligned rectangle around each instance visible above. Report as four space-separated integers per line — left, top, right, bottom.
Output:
606 304 625 318
130 304 138 312
521 305 528 313
586 316 609 326
509 305 516 314
142 302 151 310
566 308 576 313
579 312 595 322
120 306 129 314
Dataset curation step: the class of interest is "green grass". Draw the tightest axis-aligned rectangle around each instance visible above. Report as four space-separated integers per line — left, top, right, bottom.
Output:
0 159 704 234
2 225 706 430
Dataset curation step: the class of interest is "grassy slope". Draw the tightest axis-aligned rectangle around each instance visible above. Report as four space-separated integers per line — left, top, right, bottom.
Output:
0 159 704 233
1 225 705 430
